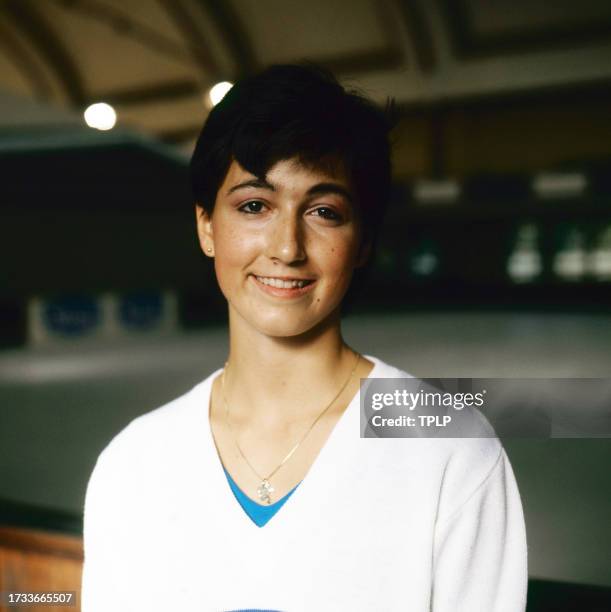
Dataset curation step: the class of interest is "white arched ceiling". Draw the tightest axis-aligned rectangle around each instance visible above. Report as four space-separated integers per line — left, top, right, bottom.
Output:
0 0 610 147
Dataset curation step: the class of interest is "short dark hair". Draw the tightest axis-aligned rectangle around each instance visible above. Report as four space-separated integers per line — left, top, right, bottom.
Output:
190 62 396 313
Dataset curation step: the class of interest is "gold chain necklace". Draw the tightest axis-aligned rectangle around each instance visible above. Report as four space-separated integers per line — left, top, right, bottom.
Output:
220 350 361 505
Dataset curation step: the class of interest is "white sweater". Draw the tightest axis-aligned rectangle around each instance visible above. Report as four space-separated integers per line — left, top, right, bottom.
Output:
81 354 528 612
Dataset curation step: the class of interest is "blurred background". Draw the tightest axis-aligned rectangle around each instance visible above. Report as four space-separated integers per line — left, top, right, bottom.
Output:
1 0 610 609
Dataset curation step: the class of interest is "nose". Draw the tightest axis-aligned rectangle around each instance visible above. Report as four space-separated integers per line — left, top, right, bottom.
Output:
264 209 307 264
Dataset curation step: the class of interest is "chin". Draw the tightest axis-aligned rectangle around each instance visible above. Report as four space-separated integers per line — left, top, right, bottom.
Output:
252 316 321 338
255 304 343 338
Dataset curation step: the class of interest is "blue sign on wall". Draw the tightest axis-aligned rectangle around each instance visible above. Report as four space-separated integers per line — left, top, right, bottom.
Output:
43 295 100 337
118 291 163 331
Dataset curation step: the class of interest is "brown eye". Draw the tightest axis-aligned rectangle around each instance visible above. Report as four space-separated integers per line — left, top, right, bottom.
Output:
313 207 342 221
238 200 265 214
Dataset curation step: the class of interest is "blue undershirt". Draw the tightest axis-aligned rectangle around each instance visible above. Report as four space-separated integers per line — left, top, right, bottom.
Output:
222 465 301 528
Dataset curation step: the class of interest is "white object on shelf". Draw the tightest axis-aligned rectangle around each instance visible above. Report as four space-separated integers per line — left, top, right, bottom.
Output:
587 226 611 282
409 239 440 277
553 227 587 282
507 223 542 283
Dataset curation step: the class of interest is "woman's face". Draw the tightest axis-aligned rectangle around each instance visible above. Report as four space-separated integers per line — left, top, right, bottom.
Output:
196 156 370 338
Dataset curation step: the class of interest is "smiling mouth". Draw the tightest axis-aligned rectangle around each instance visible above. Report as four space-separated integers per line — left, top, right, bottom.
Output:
251 275 315 289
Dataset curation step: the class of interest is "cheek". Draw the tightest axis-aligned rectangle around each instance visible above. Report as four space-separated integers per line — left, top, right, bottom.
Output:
213 225 258 282
323 242 359 284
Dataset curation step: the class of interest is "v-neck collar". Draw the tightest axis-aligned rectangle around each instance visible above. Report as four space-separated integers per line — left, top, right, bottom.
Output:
197 354 385 534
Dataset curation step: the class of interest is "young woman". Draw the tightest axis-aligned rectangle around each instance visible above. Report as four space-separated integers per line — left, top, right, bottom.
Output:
81 64 527 612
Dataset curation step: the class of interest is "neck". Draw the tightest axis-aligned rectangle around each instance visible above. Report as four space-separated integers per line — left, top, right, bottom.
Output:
222 308 358 428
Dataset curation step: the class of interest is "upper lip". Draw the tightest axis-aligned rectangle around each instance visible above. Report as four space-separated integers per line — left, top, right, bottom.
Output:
251 274 315 281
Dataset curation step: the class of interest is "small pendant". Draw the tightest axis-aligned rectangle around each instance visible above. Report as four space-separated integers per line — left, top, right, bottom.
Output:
257 479 275 505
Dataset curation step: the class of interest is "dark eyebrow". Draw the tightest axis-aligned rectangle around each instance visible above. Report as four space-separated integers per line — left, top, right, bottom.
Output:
306 182 353 203
226 178 275 195
226 178 353 203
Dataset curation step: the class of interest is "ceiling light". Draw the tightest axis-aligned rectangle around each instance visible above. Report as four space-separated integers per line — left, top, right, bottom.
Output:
84 102 117 131
208 81 233 107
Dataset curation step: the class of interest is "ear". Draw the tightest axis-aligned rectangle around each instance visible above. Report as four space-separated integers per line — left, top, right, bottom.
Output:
195 203 214 257
355 237 372 269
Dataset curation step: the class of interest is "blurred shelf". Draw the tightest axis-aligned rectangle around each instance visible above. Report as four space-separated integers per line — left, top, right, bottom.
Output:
0 498 82 536
350 281 611 314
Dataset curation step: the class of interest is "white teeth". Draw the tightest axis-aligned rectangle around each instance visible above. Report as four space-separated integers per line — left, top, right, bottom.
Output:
255 276 311 289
